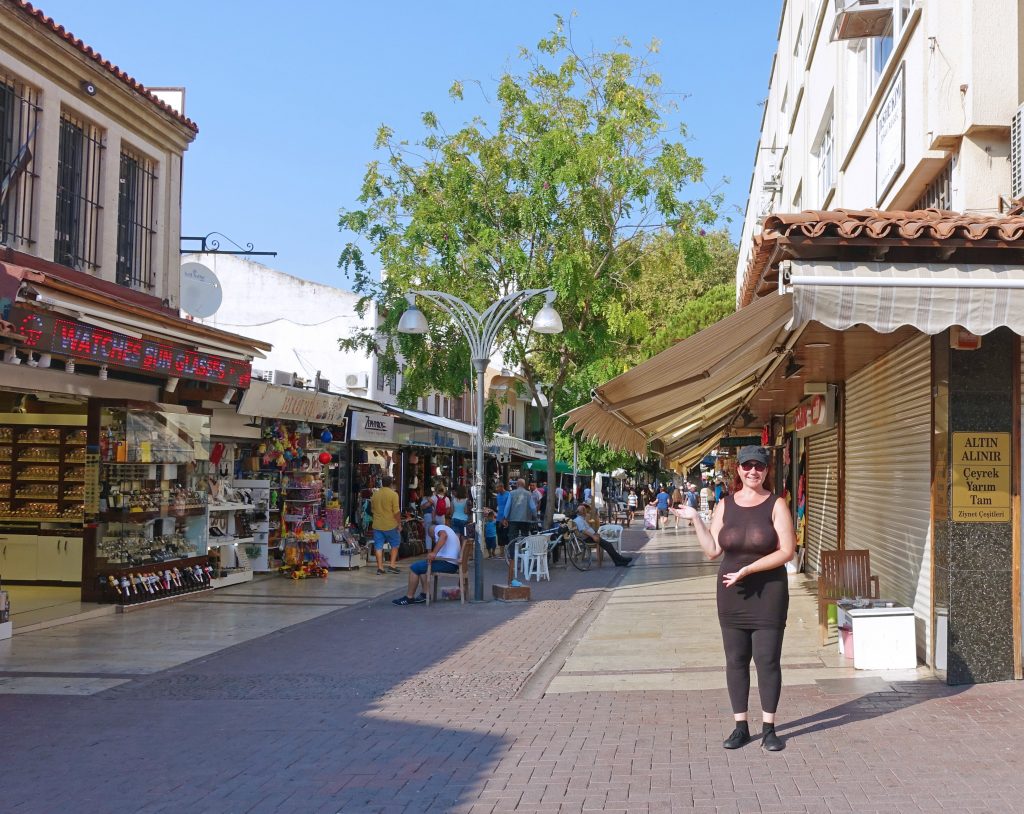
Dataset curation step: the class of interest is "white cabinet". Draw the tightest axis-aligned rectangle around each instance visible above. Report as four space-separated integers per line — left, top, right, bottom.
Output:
0 534 39 581
30 535 83 582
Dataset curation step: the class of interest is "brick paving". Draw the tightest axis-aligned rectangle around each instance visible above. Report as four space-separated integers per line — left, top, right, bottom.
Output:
2 529 1024 813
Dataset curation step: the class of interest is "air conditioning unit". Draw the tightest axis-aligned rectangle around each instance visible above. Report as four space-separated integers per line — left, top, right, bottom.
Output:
1012 104 1024 200
344 372 369 390
251 369 273 383
831 0 894 42
272 370 295 387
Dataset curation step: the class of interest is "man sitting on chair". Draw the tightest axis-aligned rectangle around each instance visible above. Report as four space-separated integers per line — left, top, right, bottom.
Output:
392 522 462 606
573 505 633 568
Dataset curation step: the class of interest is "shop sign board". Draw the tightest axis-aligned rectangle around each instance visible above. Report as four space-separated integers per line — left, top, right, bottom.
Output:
876 63 905 204
10 306 252 388
794 386 837 438
350 410 395 443
951 432 1010 522
237 380 348 424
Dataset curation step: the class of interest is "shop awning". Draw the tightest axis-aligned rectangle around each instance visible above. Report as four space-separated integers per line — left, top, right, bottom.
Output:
386 406 477 436
786 261 1024 335
237 379 348 423
491 433 545 459
565 294 796 457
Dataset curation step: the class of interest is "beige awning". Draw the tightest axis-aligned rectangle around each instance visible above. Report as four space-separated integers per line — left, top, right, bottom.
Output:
565 294 796 458
787 261 1024 335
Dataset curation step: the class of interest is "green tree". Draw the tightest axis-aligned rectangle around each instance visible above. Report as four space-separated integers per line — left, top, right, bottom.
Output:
338 16 719 525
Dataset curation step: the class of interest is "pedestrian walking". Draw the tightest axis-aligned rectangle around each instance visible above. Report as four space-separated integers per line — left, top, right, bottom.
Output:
450 485 471 540
673 446 796 752
494 481 510 556
505 478 535 540
370 476 402 575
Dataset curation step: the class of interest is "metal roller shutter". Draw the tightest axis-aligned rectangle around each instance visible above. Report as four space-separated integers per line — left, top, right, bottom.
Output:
844 335 932 663
805 429 839 575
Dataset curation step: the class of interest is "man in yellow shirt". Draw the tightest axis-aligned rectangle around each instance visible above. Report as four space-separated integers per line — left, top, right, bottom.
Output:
370 476 402 575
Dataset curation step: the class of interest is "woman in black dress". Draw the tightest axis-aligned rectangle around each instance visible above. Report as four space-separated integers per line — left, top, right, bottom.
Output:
674 445 796 751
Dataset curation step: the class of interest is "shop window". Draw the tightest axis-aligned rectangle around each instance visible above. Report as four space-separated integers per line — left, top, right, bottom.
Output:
116 147 157 290
0 70 40 249
54 111 105 272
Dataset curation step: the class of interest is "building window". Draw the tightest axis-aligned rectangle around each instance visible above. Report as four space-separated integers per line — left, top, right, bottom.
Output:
872 16 895 84
387 373 397 395
0 72 40 249
815 117 835 205
913 160 953 211
54 112 104 271
116 148 157 290
792 181 803 212
376 367 385 393
793 18 804 59
434 394 440 415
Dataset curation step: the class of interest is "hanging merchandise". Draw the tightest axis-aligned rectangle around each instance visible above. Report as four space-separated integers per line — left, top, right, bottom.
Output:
321 429 333 443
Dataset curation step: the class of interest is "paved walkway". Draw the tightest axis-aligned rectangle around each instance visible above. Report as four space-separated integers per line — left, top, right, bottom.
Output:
0 526 1021 813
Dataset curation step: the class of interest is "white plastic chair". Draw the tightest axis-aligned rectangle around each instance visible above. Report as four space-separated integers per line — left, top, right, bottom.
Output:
522 534 550 582
598 524 623 553
511 536 531 579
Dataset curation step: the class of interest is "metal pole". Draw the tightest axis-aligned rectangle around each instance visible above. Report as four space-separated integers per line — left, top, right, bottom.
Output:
473 358 488 602
572 437 579 507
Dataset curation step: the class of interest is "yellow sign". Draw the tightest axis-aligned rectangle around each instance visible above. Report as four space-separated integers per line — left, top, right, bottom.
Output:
951 433 1011 522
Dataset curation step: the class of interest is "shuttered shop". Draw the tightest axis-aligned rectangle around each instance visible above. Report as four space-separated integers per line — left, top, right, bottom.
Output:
804 429 839 574
844 335 932 663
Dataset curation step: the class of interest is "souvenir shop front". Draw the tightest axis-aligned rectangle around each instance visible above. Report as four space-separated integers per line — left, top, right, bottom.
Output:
0 258 269 631
389 408 477 507
233 381 354 576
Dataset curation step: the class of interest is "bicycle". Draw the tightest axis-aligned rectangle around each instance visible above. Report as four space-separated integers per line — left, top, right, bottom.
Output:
506 521 593 573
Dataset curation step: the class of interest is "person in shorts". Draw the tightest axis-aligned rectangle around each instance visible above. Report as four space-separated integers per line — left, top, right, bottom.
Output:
392 522 462 605
370 476 402 574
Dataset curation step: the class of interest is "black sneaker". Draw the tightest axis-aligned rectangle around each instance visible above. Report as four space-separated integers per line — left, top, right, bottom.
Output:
411 594 426 604
376 569 385 575
386 566 401 574
392 596 413 606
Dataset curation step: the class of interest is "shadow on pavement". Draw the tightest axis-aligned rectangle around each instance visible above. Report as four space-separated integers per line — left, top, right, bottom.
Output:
0 540 650 813
778 679 968 741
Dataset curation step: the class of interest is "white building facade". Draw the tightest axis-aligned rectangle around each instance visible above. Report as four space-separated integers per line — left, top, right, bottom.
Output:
737 0 1022 287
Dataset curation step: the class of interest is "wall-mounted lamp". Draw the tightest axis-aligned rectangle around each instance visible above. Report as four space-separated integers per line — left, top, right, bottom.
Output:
98 364 108 380
221 388 237 404
80 79 97 96
64 358 75 374
165 377 180 393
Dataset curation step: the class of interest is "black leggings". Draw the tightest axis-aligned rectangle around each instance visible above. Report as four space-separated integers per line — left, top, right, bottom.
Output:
720 626 785 715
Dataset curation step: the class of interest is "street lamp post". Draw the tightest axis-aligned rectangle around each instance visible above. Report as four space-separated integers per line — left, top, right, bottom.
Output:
397 288 563 601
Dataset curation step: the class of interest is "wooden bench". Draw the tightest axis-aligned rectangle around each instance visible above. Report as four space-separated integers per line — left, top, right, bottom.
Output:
818 549 880 644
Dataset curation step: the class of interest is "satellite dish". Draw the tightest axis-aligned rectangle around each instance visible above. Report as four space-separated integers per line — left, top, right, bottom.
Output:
180 261 223 318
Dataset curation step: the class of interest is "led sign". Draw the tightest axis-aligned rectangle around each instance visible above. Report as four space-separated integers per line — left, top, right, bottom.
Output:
12 306 252 388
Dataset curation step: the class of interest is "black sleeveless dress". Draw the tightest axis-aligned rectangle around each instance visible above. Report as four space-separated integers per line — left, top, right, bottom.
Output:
716 494 789 629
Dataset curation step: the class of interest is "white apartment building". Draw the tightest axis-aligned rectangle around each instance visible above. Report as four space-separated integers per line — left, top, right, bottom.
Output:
737 0 1022 286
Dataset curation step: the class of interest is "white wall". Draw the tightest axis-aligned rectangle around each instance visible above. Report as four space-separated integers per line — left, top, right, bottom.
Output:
737 0 1020 291
184 253 379 397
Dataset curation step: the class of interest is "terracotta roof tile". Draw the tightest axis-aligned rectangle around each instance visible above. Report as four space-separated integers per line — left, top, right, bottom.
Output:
741 207 1024 305
9 1 198 133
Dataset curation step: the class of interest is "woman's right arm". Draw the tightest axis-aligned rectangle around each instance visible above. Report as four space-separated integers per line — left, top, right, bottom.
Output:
687 501 723 560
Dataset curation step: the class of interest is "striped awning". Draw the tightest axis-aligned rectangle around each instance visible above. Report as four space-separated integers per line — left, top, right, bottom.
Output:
565 294 796 457
787 261 1024 335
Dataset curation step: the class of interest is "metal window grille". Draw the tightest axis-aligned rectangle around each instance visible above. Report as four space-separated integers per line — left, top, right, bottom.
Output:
376 367 385 392
913 160 953 212
54 112 104 272
116 148 157 289
0 72 40 248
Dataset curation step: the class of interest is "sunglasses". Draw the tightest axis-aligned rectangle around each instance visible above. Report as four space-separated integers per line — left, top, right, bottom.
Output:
738 461 767 472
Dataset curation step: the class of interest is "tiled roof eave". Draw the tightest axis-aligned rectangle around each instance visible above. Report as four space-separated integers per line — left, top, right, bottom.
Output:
741 207 1024 306
9 1 198 133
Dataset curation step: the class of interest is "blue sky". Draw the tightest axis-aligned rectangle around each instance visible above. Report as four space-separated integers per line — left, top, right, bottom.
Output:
34 1 782 288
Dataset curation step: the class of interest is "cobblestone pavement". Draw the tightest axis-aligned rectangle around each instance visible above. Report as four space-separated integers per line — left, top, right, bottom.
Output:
2 528 1024 813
